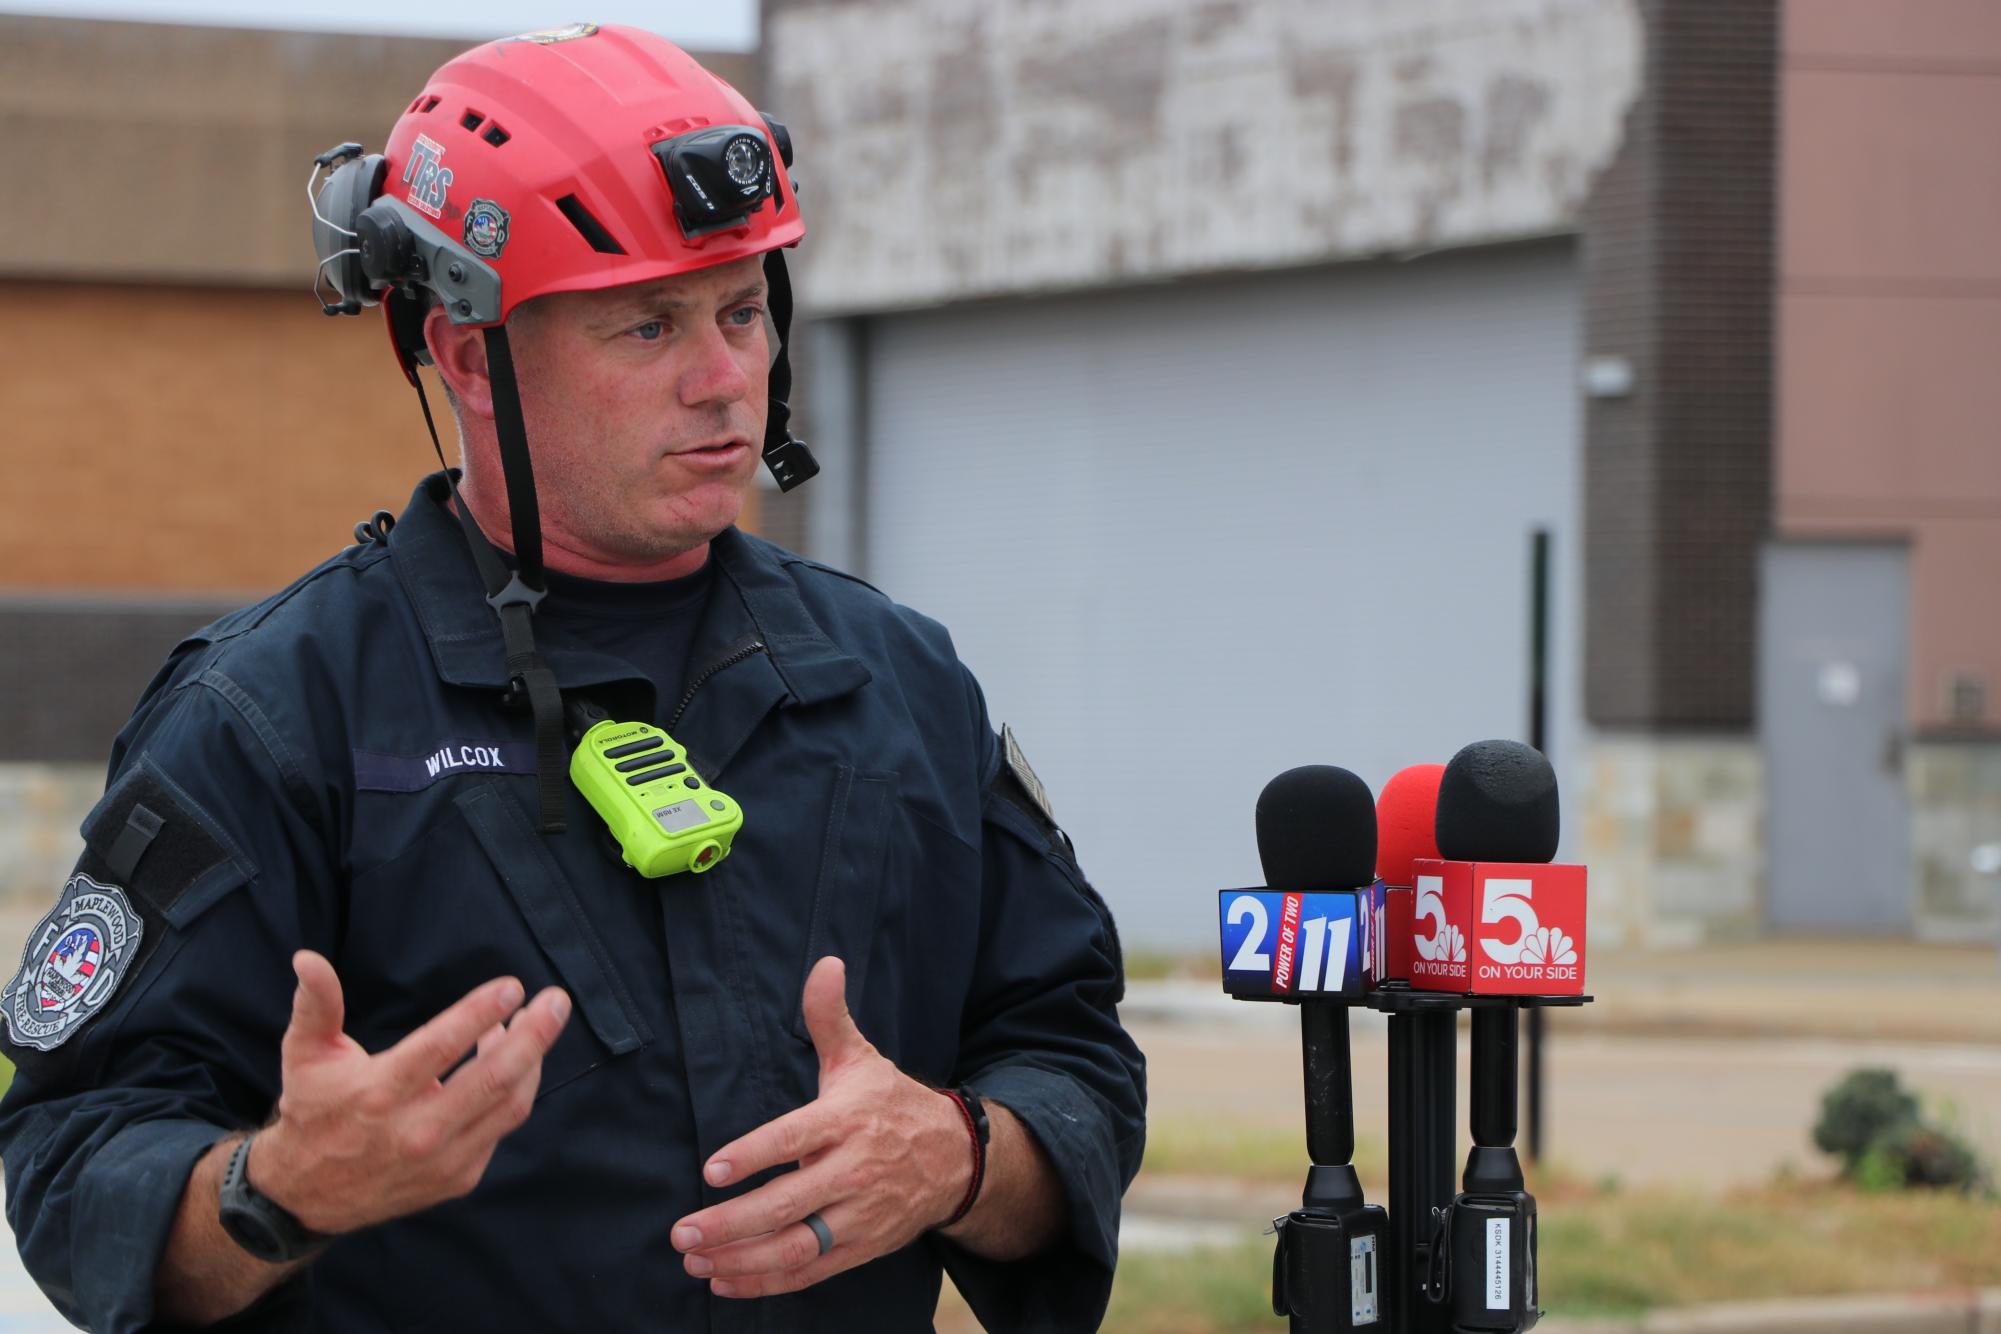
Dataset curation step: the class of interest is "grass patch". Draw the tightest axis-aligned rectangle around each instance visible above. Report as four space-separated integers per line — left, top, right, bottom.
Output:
1541 1180 2001 1317
1123 951 1219 983
1141 1115 1385 1185
0 1052 11 1100
939 1178 2001 1332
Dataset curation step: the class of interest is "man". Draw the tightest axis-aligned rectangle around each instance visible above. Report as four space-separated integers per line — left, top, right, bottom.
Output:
0 24 1144 1332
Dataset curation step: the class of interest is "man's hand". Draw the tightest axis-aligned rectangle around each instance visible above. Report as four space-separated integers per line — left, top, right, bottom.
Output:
670 956 974 1298
250 950 572 1235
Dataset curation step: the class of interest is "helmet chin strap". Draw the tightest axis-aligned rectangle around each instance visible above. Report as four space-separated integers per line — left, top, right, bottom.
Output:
760 249 819 491
406 251 818 836
411 326 568 833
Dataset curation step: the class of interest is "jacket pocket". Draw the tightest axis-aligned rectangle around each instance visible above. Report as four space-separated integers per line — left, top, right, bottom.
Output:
786 766 897 1045
456 781 651 1096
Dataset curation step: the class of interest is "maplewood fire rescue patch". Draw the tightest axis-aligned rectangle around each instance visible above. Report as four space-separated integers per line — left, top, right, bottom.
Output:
2 874 144 1052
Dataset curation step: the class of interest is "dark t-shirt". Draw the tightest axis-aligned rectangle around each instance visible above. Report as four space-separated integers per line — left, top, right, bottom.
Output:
534 555 716 722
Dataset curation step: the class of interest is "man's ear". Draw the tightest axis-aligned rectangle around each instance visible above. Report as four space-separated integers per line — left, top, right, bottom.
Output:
424 303 494 419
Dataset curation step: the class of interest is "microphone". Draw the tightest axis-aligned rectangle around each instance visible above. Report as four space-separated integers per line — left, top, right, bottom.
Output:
1375 763 1444 984
1220 766 1388 1332
1425 740 1577 1333
1409 742 1585 997
1223 766 1385 1000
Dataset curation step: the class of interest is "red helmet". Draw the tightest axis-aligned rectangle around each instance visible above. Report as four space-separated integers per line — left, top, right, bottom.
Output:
311 22 803 365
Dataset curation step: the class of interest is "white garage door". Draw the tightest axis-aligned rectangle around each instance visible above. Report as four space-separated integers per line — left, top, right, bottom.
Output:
863 243 1585 950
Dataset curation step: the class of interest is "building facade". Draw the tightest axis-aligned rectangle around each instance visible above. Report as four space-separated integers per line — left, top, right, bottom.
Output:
762 0 2001 949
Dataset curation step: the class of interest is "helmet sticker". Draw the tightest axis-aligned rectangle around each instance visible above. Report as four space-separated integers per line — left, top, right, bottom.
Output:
463 199 510 259
2 873 144 1052
503 22 600 44
401 133 453 220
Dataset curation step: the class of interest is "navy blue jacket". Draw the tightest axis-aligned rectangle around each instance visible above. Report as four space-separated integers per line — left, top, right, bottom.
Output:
0 474 1145 1332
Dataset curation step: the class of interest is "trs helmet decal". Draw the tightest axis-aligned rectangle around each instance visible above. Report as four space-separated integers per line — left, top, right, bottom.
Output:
401 133 452 220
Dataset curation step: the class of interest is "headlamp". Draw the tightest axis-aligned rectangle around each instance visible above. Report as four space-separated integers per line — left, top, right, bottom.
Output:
653 124 778 240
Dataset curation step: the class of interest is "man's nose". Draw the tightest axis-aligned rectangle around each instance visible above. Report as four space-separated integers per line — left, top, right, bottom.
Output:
679 324 753 409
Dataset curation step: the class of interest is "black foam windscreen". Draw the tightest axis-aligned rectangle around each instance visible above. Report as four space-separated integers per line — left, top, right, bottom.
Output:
1255 765 1378 891
1434 740 1560 863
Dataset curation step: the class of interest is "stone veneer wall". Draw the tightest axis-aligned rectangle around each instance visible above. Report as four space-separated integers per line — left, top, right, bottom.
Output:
0 765 101 915
1575 734 1764 946
1908 743 2001 944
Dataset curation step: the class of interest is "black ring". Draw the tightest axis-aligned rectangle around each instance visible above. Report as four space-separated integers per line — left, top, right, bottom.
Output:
802 1211 833 1256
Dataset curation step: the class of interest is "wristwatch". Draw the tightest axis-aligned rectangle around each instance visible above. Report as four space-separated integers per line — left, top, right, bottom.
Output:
218 1134 329 1263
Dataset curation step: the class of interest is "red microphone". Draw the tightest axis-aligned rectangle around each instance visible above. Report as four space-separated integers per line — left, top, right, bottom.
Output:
1375 763 1444 983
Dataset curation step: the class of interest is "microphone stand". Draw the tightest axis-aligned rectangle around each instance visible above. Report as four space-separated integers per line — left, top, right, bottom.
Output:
1276 999 1387 1333
1385 997 1458 1334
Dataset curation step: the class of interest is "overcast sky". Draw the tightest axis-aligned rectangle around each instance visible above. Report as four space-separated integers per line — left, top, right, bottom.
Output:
0 0 757 49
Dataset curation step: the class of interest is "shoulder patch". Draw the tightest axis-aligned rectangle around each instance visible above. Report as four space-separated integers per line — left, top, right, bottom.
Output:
1002 725 1058 827
2 874 145 1052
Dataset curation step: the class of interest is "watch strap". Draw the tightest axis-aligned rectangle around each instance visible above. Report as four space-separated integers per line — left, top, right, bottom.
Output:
219 1133 329 1263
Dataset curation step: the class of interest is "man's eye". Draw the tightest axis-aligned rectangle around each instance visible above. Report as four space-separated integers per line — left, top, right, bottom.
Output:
631 320 665 341
728 305 763 327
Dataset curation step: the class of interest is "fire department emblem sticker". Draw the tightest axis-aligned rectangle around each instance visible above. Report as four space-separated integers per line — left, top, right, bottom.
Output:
462 199 510 259
2 874 143 1051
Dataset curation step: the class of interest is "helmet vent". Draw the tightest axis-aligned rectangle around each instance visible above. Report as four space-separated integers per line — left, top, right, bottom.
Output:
481 122 512 148
418 95 441 113
460 109 486 133
555 194 627 255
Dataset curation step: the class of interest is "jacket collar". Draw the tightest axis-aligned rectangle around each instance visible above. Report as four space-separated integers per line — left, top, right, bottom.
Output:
388 472 871 714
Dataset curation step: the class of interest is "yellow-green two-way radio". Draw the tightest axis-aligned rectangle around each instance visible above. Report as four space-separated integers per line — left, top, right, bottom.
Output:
569 716 743 877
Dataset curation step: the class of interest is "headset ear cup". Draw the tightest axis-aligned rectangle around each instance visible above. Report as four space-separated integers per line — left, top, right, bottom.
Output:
310 152 389 309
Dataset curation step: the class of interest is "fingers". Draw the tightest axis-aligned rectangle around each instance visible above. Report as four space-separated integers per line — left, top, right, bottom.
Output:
699 1101 841 1191
283 951 346 1051
432 987 570 1133
800 956 869 1072
377 975 530 1093
673 1157 837 1255
454 1016 550 1150
696 1201 866 1299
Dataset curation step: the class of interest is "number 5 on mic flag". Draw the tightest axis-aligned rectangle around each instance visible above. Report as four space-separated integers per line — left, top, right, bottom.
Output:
1218 885 1386 1000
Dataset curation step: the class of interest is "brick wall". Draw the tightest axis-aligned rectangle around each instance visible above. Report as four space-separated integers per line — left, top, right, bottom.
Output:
1581 0 1777 729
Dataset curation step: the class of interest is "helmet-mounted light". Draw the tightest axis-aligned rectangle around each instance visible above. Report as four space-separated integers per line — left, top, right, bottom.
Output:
653 125 779 240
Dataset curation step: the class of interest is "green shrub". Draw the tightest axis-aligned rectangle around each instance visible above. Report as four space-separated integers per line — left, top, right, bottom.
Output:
1814 1067 1991 1195
1813 1068 1919 1168
1872 1120 1989 1193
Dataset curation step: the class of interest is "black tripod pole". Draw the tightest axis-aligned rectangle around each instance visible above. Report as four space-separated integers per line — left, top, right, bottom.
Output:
1387 1004 1458 1334
1525 528 1551 1163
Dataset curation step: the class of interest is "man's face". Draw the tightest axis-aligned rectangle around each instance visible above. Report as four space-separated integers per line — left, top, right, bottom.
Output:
500 253 771 566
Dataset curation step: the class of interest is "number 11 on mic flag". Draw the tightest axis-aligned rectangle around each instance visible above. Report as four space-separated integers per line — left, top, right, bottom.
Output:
1218 884 1386 1000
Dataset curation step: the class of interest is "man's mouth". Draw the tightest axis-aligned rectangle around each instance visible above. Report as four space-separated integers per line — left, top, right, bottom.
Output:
676 438 751 465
